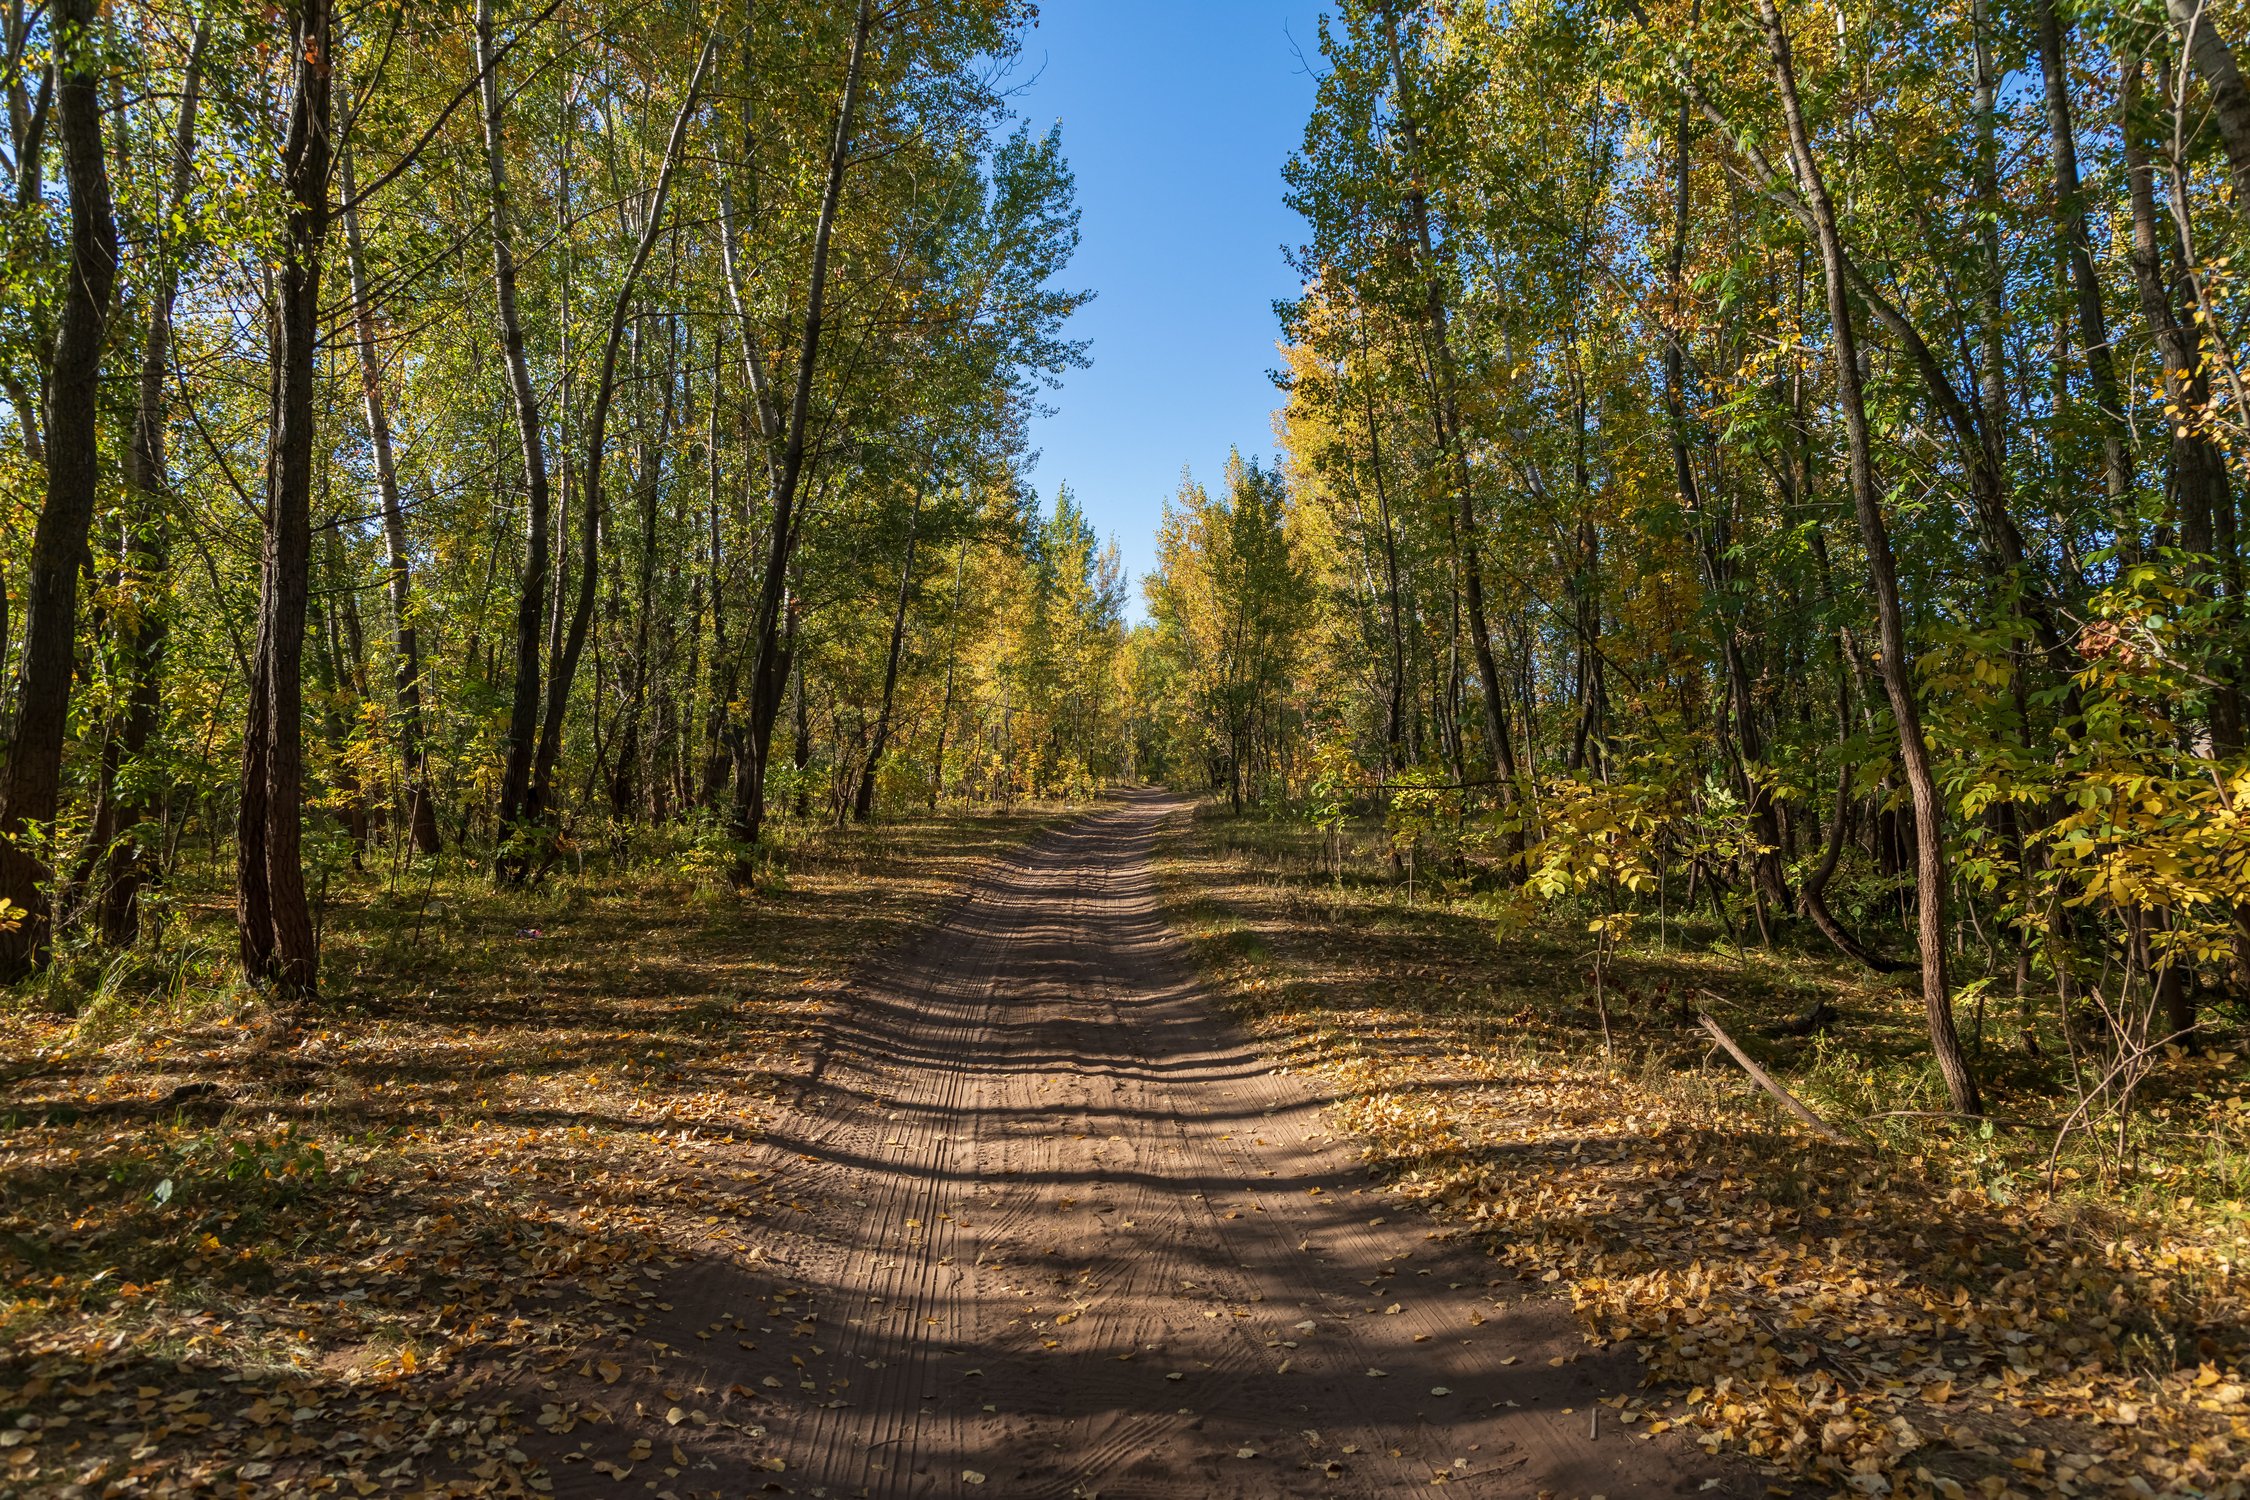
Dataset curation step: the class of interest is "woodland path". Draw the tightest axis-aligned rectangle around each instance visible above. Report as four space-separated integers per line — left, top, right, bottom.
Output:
576 792 1762 1498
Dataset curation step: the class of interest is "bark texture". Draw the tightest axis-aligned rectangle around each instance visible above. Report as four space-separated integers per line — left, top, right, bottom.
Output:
237 0 334 994
0 0 116 974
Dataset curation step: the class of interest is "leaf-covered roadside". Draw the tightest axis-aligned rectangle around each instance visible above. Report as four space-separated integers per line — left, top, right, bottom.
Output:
1156 807 2250 1500
0 812 1048 1498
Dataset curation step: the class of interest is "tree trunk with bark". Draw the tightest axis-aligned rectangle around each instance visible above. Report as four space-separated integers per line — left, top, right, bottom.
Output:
1662 102 1788 917
479 0 555 872
854 485 922 821
732 0 876 862
237 0 333 995
927 545 968 807
0 0 116 974
529 35 716 827
98 20 205 945
2123 53 2244 755
341 131 439 855
609 324 678 820
1756 0 1980 1114
1360 378 1408 774
2167 0 2250 207
2034 0 2134 543
1380 13 1519 816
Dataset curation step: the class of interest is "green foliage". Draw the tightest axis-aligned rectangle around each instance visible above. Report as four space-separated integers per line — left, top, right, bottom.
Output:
1139 453 1314 808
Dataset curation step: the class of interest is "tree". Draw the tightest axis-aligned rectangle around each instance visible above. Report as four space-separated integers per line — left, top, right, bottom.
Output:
1143 455 1312 812
0 0 115 974
236 0 335 996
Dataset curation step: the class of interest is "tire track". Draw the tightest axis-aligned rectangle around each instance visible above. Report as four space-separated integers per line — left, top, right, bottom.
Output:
649 794 1768 1498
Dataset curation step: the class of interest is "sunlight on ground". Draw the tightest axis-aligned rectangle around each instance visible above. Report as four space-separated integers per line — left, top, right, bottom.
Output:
1154 804 2250 1500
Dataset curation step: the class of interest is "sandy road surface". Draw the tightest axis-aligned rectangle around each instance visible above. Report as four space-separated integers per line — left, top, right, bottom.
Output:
558 793 1761 1498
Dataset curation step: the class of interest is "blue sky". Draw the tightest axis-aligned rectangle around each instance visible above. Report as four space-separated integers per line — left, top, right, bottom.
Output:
1005 0 1328 617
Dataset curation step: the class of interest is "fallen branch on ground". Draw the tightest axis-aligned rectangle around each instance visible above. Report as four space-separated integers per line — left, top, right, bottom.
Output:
1696 1011 1850 1145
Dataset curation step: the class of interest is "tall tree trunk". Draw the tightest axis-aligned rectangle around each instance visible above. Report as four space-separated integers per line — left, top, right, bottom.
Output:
1969 0 2008 480
529 34 717 825
1630 0 2063 663
1567 511 1602 774
1380 11 1519 814
316 532 369 859
1360 378 1408 773
479 0 555 867
2123 52 2243 753
854 484 922 821
237 0 333 995
1662 100 1788 915
1797 505 1905 972
1755 0 1979 1114
701 421 738 807
2166 0 2250 206
609 321 679 821
0 0 116 974
732 0 876 860
341 130 440 855
788 596 810 819
98 19 205 946
927 544 968 808
660 352 719 818
2035 0 2134 546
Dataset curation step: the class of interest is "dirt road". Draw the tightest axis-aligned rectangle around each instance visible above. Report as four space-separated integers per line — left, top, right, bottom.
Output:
571 793 1758 1497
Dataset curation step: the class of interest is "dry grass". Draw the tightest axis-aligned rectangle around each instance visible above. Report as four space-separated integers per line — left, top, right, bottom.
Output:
1154 803 2250 1500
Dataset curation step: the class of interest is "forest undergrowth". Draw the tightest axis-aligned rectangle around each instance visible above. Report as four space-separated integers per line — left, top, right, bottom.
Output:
0 807 1055 1498
1157 804 2250 1500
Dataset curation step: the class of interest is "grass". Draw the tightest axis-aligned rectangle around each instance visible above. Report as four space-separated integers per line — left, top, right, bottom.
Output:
1153 802 2250 1500
0 804 1061 1498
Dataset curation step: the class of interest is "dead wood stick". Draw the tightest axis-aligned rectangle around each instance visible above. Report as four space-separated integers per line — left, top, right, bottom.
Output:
1697 1012 1850 1145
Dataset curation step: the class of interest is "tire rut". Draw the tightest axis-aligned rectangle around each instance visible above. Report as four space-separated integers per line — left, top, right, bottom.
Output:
605 793 1769 1499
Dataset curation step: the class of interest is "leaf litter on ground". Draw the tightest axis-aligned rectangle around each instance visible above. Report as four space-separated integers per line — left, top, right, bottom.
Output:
1156 811 2250 1500
0 812 1050 1498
